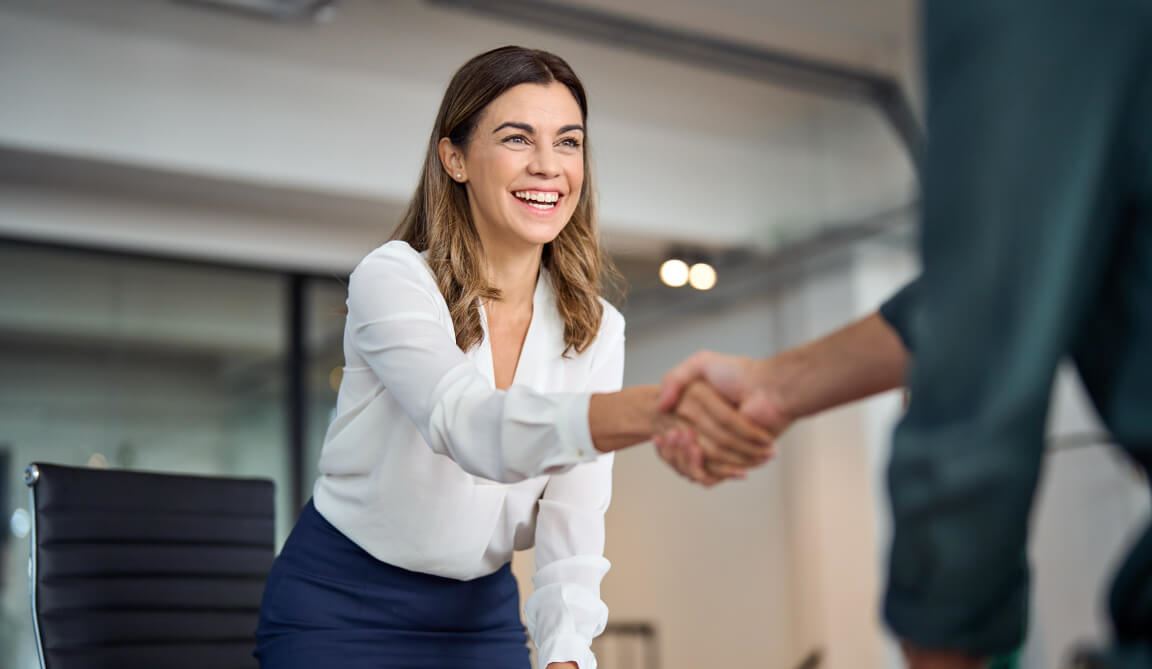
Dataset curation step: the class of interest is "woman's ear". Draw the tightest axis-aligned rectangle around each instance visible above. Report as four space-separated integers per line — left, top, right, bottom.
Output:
438 137 466 182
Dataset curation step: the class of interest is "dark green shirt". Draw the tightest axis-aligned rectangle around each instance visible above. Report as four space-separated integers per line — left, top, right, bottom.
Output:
879 0 1152 655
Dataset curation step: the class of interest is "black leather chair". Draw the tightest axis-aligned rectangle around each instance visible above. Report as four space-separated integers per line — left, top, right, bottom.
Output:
24 462 276 669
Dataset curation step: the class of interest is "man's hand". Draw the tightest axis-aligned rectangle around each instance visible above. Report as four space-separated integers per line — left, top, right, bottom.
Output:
588 383 772 485
654 379 776 485
654 315 909 485
658 351 791 430
654 352 794 484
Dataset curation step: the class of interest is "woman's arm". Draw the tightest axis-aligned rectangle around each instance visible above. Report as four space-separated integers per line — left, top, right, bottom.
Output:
346 243 770 484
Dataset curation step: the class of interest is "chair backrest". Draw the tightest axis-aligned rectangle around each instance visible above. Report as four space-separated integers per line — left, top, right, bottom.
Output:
25 462 276 669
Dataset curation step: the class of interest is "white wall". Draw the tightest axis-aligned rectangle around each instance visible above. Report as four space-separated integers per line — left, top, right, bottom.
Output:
607 291 798 669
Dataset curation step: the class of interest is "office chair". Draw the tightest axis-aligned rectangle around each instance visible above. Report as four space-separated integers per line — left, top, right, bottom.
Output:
25 462 275 669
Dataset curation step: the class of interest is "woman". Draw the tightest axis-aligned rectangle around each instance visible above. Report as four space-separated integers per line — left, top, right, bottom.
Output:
255 46 771 669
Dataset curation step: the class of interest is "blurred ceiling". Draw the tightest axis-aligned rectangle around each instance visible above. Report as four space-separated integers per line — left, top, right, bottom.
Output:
0 0 918 274
565 0 912 65
442 0 915 84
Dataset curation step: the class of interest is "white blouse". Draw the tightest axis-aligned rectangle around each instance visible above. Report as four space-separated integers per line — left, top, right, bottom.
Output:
313 240 622 669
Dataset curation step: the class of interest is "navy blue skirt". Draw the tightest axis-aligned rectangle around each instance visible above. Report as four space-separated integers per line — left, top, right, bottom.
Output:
255 500 530 669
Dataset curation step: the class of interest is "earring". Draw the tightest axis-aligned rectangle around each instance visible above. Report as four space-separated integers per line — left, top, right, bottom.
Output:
455 173 463 180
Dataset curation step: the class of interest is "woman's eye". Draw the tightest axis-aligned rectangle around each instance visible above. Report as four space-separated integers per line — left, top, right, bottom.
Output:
559 138 582 148
504 135 529 145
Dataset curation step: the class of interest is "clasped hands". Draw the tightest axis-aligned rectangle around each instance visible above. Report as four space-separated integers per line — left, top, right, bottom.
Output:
650 351 790 486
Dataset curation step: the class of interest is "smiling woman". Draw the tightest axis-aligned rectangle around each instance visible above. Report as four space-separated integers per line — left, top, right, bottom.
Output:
253 46 774 669
401 47 602 357
448 96 584 235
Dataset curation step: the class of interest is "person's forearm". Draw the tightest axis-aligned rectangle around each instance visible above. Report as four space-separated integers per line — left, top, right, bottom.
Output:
764 312 908 420
588 385 661 453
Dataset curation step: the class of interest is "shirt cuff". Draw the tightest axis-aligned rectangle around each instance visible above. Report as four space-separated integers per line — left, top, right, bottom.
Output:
537 634 597 669
525 560 610 669
483 388 599 480
555 391 599 464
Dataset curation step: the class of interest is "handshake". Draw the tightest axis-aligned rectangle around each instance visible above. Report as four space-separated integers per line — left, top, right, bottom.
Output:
591 314 907 485
649 350 795 487
637 313 909 487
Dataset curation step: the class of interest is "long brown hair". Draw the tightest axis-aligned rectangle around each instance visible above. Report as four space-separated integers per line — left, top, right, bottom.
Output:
392 45 617 356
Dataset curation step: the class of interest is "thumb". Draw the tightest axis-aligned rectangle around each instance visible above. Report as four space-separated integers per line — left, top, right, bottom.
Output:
658 352 711 411
694 355 750 406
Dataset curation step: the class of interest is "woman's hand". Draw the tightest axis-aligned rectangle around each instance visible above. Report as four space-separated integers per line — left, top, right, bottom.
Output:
545 663 578 669
588 385 772 481
654 379 777 486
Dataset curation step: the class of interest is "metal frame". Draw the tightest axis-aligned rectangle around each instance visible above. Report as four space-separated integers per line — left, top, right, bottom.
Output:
287 274 308 510
173 0 338 22
2 236 326 511
25 464 46 669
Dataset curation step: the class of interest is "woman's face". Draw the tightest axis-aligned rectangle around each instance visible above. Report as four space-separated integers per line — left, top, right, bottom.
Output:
443 82 586 252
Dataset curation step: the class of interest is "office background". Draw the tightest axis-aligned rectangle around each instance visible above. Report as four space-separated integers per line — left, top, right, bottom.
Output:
0 1 1147 668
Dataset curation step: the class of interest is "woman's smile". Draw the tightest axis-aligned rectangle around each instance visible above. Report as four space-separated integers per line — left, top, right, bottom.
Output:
510 189 564 216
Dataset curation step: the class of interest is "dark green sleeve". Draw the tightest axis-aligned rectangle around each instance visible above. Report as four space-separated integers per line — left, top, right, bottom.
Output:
884 0 1150 655
878 277 920 353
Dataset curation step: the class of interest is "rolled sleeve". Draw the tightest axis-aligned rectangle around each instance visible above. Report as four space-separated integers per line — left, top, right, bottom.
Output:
878 277 921 353
526 557 612 669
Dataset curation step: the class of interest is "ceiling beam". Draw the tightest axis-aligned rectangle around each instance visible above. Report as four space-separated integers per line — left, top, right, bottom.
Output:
428 0 923 168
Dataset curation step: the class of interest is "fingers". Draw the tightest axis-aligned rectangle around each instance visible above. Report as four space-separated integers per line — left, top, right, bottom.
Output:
654 433 688 479
695 383 775 447
657 350 714 412
690 431 746 468
676 382 774 465
682 440 723 487
703 459 748 481
655 428 757 487
654 429 723 486
697 431 774 478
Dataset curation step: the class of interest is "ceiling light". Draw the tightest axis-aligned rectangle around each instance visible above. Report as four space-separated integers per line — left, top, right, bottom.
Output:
659 259 689 287
689 263 717 291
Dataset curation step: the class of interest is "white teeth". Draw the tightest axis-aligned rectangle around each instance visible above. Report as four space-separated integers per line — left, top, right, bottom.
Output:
514 191 560 204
